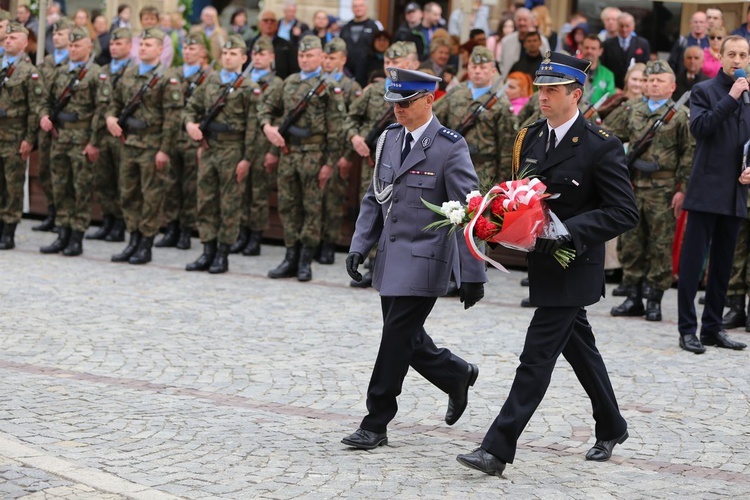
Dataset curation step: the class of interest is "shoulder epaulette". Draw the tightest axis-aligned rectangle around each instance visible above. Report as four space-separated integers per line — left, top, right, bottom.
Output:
585 121 610 140
385 123 401 130
439 128 462 142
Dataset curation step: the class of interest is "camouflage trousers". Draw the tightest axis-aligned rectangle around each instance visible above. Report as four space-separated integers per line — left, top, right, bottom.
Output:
50 140 94 232
277 149 324 248
239 155 276 231
120 146 164 238
320 167 348 244
93 135 123 218
0 142 25 224
196 143 245 245
727 215 750 295
38 132 54 207
471 158 501 189
619 186 676 291
161 144 198 229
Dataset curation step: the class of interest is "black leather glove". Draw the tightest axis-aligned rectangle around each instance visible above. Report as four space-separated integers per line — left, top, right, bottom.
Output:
534 234 572 255
459 282 484 310
346 252 364 281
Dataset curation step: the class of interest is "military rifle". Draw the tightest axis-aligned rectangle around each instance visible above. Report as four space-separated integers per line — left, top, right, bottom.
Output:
625 90 691 170
0 61 16 90
48 53 96 138
582 92 610 121
184 62 213 101
197 63 253 150
455 82 510 136
277 77 328 154
117 64 164 143
364 107 395 152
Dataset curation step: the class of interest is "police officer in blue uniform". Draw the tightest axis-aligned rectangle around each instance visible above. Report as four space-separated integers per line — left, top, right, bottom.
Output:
457 52 639 475
342 68 487 450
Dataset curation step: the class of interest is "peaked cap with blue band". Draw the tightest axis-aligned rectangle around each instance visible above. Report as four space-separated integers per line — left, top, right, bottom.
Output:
384 67 441 103
534 51 591 86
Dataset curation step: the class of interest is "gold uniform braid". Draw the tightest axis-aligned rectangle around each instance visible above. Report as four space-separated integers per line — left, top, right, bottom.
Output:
511 126 529 178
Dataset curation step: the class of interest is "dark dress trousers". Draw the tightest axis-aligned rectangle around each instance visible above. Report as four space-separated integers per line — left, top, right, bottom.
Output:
677 71 750 337
601 36 651 89
480 113 639 463
349 116 487 432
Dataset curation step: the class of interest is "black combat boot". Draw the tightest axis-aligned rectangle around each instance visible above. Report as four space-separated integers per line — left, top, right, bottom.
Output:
229 227 250 254
644 283 663 321
105 218 126 242
0 222 16 250
186 240 217 271
350 257 374 288
612 282 629 296
129 235 154 264
208 243 229 274
297 245 315 281
111 231 141 262
268 244 300 279
722 295 746 330
40 226 71 254
242 231 263 256
154 221 179 248
176 228 192 250
86 214 114 240
611 283 645 316
32 206 56 232
62 230 84 256
318 241 336 265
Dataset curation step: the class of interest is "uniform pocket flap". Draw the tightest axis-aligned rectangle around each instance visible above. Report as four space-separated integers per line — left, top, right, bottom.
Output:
406 175 438 189
412 244 449 262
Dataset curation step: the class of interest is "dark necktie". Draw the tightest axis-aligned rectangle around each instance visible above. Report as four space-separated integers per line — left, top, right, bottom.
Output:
547 129 556 156
401 132 413 165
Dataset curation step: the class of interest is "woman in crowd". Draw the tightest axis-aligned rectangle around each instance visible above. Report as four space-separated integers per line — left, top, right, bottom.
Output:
600 62 647 122
230 8 254 45
110 4 131 31
563 22 588 57
505 71 533 115
531 5 557 56
365 30 392 84
486 14 514 62
702 26 725 78
307 10 335 47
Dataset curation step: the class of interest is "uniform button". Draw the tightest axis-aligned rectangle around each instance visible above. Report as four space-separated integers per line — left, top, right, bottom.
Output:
394 198 399 203
392 217 397 223
430 252 435 257
395 179 400 184
418 181 423 186
390 236 396 242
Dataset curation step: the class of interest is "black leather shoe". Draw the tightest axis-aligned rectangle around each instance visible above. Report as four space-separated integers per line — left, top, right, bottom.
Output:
520 277 529 287
105 218 126 242
242 231 262 256
154 221 179 248
585 431 628 461
520 297 532 307
175 229 191 250
111 231 141 262
341 428 388 450
679 334 706 354
32 206 56 232
456 448 506 476
86 214 114 240
700 330 747 350
128 236 154 265
445 363 478 425
229 227 249 254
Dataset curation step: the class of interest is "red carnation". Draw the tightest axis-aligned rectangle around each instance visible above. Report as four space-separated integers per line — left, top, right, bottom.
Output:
467 195 483 216
473 215 500 241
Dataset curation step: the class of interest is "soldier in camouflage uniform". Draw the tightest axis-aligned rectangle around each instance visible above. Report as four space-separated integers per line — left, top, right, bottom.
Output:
33 18 74 233
260 35 346 282
39 27 102 256
607 60 693 321
155 34 211 251
183 34 260 274
434 46 516 188
229 36 282 257
342 41 420 287
86 28 133 243
317 37 363 265
105 28 183 265
0 23 43 250
722 202 750 330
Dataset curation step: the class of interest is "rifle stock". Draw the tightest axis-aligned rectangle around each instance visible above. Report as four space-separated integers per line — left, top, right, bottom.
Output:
118 65 163 144
277 78 327 154
455 82 510 137
198 64 253 150
49 54 96 139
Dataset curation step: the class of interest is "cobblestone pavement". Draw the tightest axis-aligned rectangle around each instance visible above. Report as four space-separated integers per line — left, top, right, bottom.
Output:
1 221 749 499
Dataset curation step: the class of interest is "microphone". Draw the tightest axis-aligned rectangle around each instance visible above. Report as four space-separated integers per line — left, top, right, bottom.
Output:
734 69 750 105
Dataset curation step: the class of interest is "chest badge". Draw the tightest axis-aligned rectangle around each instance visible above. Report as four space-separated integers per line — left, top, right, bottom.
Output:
572 136 579 143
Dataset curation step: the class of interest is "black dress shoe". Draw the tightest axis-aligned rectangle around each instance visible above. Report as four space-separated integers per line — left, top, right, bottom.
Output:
445 363 478 425
341 428 388 450
700 330 747 350
456 448 506 476
585 431 628 461
520 297 532 307
680 334 706 354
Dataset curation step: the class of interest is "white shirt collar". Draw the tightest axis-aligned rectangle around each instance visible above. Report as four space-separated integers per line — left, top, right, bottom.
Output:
403 115 435 149
547 111 580 148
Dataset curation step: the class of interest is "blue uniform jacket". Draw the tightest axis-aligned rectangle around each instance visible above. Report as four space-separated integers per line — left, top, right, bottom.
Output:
350 116 488 297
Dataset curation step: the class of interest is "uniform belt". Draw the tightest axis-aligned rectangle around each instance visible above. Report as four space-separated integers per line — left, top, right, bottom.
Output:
637 170 675 180
286 134 325 146
128 125 161 135
57 120 90 130
206 130 243 141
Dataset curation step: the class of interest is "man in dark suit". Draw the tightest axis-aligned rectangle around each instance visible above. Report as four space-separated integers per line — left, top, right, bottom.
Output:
677 34 750 354
251 11 299 80
601 12 650 89
342 68 487 450
457 51 639 476
674 45 708 100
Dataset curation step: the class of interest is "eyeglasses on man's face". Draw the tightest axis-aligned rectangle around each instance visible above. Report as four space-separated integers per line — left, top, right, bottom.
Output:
393 93 428 109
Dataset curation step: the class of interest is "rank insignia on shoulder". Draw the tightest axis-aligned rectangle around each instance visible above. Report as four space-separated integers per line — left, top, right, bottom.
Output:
597 129 610 138
439 128 461 142
31 73 39 80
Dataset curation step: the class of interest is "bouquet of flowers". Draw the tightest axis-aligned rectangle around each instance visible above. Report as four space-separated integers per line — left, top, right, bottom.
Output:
422 177 576 272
